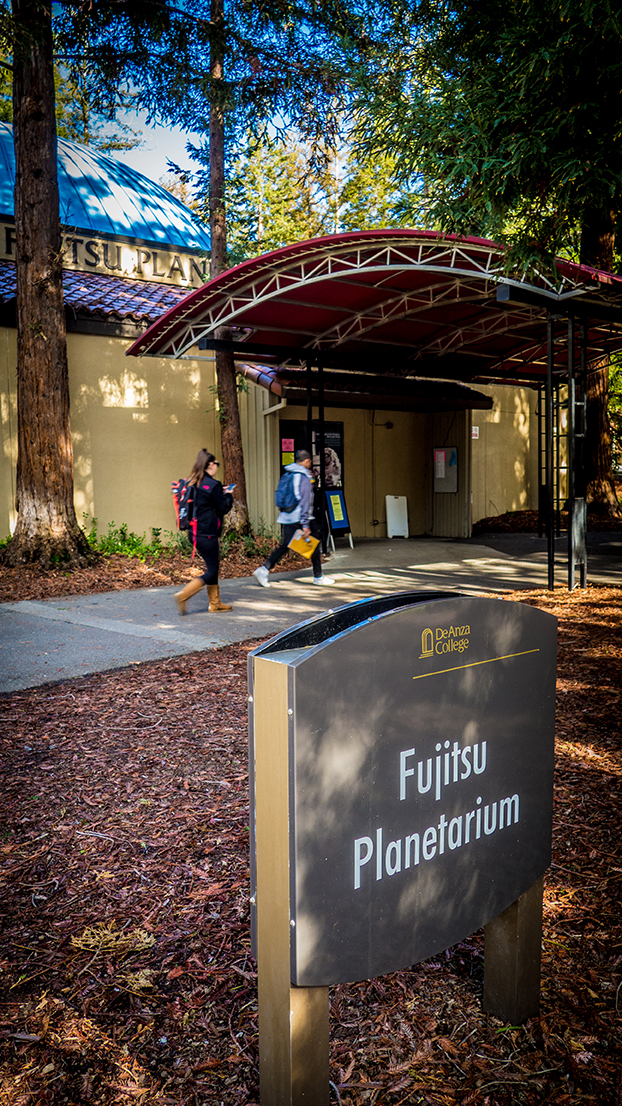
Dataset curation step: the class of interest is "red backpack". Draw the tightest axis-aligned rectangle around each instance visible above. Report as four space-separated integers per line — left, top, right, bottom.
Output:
171 479 197 554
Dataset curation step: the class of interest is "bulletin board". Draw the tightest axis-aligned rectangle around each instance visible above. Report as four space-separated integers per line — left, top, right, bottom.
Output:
325 489 351 534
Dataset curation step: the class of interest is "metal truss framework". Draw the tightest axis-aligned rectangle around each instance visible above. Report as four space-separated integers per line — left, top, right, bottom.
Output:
128 230 622 385
128 229 622 590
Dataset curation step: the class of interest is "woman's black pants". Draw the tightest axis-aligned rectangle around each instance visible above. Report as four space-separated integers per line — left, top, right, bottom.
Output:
196 534 219 585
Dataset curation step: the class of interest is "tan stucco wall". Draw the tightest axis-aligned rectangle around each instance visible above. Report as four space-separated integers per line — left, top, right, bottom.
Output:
0 328 224 540
68 333 225 539
470 384 539 523
0 323 542 542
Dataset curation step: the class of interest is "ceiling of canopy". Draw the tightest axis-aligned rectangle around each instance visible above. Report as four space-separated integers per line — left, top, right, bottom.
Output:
128 230 622 385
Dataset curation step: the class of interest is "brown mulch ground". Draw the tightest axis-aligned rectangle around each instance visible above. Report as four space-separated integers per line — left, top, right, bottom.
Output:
3 509 621 605
472 510 622 535
0 548 308 605
1 585 621 1105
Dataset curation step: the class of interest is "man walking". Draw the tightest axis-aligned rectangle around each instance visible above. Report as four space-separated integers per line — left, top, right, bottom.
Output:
253 450 335 588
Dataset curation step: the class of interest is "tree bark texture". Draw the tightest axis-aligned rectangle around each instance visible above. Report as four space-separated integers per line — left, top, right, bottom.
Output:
580 205 621 517
209 0 249 534
3 0 93 565
584 357 620 516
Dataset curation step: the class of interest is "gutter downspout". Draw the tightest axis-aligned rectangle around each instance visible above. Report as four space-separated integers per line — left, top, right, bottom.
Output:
263 398 288 416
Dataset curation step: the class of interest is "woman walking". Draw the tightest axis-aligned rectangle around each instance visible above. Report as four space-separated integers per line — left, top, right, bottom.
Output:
175 450 234 616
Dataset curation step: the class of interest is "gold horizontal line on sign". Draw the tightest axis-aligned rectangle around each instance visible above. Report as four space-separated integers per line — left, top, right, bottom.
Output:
413 648 540 680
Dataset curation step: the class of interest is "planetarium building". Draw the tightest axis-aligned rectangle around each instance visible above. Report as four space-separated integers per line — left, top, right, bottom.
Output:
0 122 551 543
0 123 224 539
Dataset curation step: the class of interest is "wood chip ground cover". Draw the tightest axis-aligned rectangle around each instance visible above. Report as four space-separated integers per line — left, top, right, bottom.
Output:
0 547 307 605
0 585 620 1105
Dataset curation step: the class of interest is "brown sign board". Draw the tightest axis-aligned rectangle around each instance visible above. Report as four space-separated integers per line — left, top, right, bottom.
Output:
249 593 557 988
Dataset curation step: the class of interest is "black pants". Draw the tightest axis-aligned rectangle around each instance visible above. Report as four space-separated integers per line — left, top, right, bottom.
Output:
265 520 322 577
196 534 219 585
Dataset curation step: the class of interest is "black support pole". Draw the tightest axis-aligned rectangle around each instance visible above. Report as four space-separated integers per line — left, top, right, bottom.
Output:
578 322 588 499
567 314 576 590
305 357 313 455
537 385 545 538
578 323 588 587
546 317 555 590
318 355 327 554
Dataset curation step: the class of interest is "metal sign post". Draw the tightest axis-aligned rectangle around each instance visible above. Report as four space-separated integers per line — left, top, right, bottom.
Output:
546 317 555 589
251 655 329 1106
249 593 557 1103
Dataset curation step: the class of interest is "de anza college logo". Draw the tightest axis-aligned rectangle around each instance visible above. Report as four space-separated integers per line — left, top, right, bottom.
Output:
419 623 470 659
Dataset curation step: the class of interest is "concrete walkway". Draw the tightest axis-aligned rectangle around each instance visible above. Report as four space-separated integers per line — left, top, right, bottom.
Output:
1 535 620 694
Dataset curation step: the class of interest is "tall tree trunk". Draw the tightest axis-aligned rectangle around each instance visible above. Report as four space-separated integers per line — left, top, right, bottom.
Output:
209 0 249 534
580 204 621 517
2 0 93 566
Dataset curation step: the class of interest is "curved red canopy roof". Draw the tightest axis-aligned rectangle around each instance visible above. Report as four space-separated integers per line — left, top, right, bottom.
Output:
128 229 622 383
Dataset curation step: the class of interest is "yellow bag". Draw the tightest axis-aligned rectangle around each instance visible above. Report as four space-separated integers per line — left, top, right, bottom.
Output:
288 529 320 559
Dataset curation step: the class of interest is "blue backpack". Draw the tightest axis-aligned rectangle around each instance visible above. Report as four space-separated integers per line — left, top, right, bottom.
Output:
275 470 299 513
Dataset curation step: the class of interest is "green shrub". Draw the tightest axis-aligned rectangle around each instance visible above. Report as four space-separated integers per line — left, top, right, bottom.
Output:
163 529 192 554
82 515 168 561
220 518 279 561
0 518 279 565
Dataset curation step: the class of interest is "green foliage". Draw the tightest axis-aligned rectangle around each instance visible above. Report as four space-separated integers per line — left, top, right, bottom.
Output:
610 354 622 474
220 517 279 560
223 131 415 263
23 0 390 163
0 63 10 121
77 515 279 563
83 515 185 561
0 52 141 151
166 529 193 554
206 377 250 424
354 0 622 273
54 66 142 152
224 135 327 263
339 146 414 233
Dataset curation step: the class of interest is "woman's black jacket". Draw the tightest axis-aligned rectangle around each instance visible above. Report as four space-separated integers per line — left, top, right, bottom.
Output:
193 475 233 537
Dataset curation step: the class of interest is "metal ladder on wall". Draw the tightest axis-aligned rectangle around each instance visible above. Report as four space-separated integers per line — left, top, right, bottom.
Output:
537 385 570 537
538 321 588 586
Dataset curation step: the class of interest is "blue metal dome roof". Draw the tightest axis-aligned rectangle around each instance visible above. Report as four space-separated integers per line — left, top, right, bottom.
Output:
0 122 210 252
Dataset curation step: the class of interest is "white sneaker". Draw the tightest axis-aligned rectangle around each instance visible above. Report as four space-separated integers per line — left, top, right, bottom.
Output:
253 565 271 587
312 574 335 586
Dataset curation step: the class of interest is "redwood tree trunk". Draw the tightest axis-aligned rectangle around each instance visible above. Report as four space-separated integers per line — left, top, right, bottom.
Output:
209 0 249 534
3 0 92 565
580 204 621 517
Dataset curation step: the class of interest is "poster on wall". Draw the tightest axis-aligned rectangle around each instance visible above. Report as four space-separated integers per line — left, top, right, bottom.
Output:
312 425 343 489
279 420 344 490
433 446 458 493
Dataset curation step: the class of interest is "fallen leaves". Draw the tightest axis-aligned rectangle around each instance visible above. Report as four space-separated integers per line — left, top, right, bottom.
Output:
0 586 620 1105
70 924 156 955
0 546 307 604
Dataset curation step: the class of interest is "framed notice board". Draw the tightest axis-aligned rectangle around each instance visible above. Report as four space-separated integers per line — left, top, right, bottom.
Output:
325 488 353 549
325 489 350 533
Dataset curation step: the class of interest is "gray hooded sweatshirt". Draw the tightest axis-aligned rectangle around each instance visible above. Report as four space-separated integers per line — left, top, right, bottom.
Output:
276 462 314 527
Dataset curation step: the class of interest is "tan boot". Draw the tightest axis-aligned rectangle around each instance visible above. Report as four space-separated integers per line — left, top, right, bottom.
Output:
175 576 204 616
207 583 232 612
